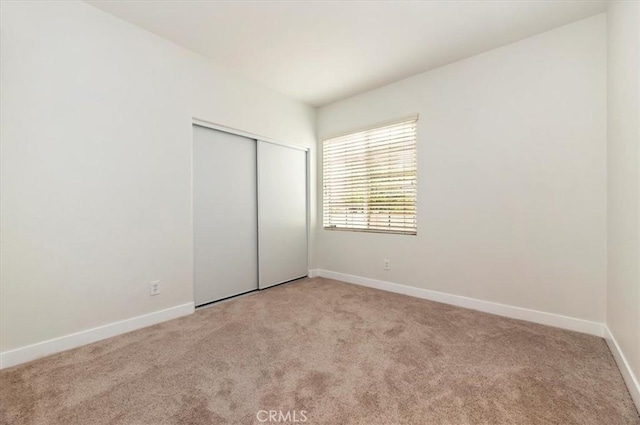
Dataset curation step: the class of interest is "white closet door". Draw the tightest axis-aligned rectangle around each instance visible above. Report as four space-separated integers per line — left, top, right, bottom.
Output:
257 141 308 289
193 125 258 306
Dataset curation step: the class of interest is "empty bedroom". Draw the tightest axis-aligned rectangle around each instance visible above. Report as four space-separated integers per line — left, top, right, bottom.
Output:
0 0 639 424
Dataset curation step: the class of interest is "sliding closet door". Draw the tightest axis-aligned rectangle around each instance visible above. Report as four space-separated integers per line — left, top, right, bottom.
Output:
193 125 258 306
257 141 308 289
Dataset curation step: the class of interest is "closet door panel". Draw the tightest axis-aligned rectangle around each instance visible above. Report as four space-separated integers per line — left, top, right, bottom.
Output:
193 125 258 306
257 141 308 289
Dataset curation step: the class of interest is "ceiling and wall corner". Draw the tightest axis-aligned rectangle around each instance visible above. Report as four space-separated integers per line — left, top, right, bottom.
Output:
85 0 607 107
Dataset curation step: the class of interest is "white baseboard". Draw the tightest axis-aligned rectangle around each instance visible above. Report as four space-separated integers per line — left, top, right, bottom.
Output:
0 302 195 370
308 269 320 278
605 326 640 410
317 269 605 337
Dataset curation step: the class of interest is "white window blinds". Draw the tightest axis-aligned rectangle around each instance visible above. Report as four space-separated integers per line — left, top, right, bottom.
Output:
323 118 417 235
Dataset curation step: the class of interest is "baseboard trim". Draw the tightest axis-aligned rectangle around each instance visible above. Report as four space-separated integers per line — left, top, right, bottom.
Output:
0 302 195 370
317 269 605 337
604 326 640 410
308 269 320 278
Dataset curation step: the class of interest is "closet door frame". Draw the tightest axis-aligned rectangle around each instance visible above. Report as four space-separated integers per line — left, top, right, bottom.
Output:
191 118 310 305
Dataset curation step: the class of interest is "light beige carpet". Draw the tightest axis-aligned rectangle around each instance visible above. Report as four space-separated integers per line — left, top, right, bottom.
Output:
0 277 638 424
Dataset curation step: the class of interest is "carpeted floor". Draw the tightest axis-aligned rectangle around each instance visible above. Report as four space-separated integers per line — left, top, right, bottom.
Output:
0 277 638 424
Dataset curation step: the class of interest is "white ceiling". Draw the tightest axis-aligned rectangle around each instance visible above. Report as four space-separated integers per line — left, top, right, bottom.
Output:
86 0 607 107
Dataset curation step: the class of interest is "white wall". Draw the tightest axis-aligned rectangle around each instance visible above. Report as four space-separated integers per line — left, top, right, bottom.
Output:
607 0 640 402
317 15 607 323
0 1 316 354
0 0 617 369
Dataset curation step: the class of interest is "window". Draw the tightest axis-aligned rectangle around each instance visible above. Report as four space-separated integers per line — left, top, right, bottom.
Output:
323 118 418 235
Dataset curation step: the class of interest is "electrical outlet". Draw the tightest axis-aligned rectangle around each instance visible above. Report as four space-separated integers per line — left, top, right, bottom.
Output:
384 259 390 270
150 281 160 296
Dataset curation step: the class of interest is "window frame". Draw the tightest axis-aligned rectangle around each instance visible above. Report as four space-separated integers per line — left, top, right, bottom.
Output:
322 117 418 236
